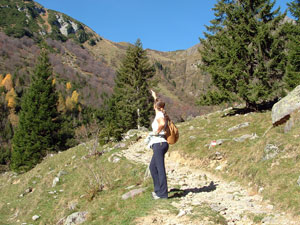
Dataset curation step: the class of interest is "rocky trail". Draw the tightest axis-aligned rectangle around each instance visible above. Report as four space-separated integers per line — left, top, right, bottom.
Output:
117 133 299 225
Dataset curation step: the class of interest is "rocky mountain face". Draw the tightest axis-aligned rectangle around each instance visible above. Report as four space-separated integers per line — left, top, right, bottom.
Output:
0 0 209 120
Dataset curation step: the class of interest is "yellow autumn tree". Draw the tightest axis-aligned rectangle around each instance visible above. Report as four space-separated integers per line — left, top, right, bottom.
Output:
1 74 13 91
52 78 56 86
66 82 72 90
71 90 79 104
65 96 74 111
66 90 80 112
57 93 66 113
5 88 17 110
0 74 3 85
8 112 19 127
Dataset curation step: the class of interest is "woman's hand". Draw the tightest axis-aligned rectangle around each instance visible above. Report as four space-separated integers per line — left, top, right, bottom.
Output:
151 89 157 100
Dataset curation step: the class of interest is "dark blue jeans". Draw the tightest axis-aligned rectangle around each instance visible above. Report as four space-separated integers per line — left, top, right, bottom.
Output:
150 142 169 198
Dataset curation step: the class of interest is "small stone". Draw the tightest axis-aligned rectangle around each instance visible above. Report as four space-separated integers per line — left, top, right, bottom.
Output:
114 143 126 148
228 122 250 132
64 212 88 225
52 177 59 187
177 209 186 217
297 176 300 186
25 187 33 193
266 204 274 210
262 216 273 223
32 215 40 221
113 157 121 163
125 185 135 190
72 156 76 159
189 126 194 130
215 166 222 171
233 134 257 142
189 136 196 139
263 144 280 160
122 188 146 200
258 187 264 193
57 170 68 178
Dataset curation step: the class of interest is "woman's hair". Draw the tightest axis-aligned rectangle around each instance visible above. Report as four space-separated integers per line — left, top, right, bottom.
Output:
155 98 169 120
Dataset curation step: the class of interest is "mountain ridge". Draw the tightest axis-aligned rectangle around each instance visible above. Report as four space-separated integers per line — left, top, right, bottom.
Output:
0 0 210 120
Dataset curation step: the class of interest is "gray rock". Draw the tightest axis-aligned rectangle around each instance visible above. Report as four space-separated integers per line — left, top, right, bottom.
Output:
272 85 300 125
216 139 230 145
284 117 294 133
114 143 126 149
125 185 136 190
32 215 40 221
64 212 88 225
210 203 227 212
228 122 250 132
297 176 300 187
177 209 187 217
262 216 273 224
263 144 280 160
233 134 256 142
189 136 196 139
52 177 60 187
57 170 68 178
215 151 223 160
122 188 146 200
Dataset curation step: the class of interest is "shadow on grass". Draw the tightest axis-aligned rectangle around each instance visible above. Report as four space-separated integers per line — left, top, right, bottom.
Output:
168 181 217 199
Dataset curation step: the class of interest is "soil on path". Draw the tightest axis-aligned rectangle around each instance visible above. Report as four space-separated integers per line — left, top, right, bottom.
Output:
120 134 299 225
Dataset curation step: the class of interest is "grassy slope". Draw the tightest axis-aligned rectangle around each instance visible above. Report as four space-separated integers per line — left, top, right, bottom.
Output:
0 139 157 225
172 108 300 215
1 108 299 224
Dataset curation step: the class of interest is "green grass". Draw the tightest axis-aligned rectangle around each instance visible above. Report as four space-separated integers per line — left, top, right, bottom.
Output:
172 109 300 215
2 108 300 223
0 141 157 225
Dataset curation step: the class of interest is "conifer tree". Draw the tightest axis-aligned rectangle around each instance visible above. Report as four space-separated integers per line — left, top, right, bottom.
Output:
199 0 286 109
284 0 300 90
11 50 60 172
100 39 155 142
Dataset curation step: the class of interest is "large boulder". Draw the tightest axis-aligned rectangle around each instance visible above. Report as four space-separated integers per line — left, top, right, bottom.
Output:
272 85 300 126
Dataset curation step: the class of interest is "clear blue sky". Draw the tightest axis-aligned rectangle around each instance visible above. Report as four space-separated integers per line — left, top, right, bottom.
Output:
35 0 292 51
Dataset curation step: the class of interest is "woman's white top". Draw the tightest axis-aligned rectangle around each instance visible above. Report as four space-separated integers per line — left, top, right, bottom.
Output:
147 111 167 148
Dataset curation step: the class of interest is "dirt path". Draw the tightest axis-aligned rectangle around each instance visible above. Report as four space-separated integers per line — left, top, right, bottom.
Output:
120 134 299 225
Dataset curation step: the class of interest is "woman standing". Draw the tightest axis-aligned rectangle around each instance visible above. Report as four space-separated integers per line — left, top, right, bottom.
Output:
148 90 169 199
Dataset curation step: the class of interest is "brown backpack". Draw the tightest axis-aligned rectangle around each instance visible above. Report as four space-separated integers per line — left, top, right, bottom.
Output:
164 119 179 145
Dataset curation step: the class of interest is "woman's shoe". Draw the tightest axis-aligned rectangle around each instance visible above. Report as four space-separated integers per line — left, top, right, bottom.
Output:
152 192 167 200
151 192 161 200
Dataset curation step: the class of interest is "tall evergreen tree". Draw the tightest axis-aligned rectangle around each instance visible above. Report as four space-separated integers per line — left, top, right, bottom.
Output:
284 0 300 90
11 50 60 172
99 39 155 142
199 0 286 109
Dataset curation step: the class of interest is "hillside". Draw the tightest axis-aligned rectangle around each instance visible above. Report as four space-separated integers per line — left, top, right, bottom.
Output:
0 0 208 120
1 108 300 224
